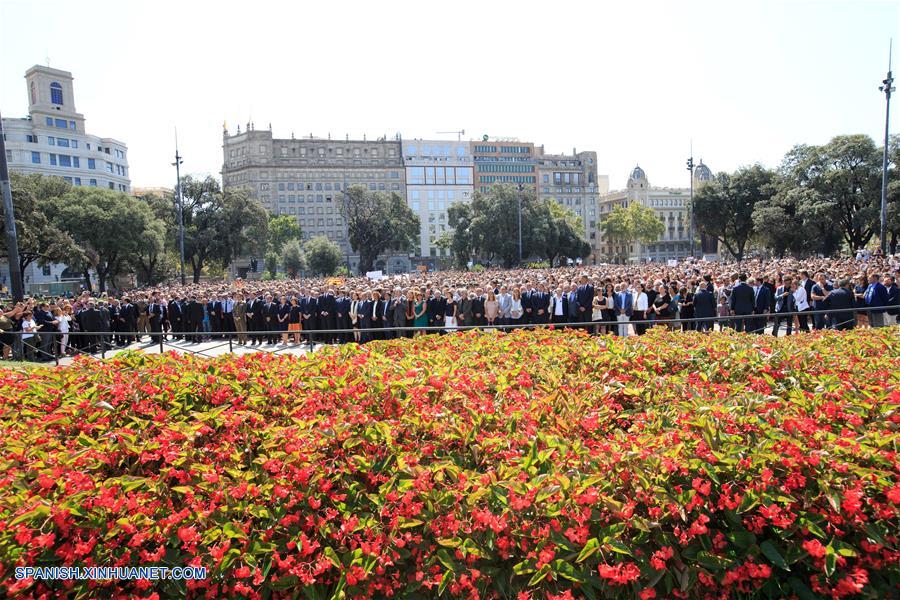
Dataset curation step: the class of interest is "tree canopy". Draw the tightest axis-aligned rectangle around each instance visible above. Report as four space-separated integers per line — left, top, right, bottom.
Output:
340 186 419 274
304 235 344 276
601 201 665 262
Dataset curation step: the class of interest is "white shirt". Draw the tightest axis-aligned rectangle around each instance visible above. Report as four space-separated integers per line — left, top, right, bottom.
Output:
22 318 36 339
58 315 70 333
553 295 564 315
634 292 649 311
793 286 809 311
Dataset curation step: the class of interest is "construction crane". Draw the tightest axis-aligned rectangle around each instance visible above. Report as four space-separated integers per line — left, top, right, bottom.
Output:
436 129 465 141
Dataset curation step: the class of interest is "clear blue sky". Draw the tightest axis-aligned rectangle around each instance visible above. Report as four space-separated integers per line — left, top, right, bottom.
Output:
1 0 897 190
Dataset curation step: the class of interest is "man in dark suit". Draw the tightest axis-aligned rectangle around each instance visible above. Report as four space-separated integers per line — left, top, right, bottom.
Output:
566 285 579 325
824 278 856 330
772 277 797 337
472 289 486 327
530 284 550 325
575 274 595 329
886 275 899 327
729 273 755 333
79 301 103 353
359 292 374 343
98 301 111 350
335 289 352 344
118 297 137 345
147 296 165 340
167 298 183 341
864 273 890 328
262 294 279 344
426 290 446 330
318 289 337 343
185 296 204 342
751 277 771 335
521 284 534 325
693 285 716 333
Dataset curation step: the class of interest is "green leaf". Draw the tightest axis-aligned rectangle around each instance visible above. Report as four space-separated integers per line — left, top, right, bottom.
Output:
760 540 790 571
825 551 837 577
552 559 584 583
606 540 632 556
577 538 600 563
789 577 818 600
697 551 732 570
726 530 757 550
438 570 452 596
398 518 423 529
323 547 341 569
223 522 247 540
528 564 551 586
436 549 456 573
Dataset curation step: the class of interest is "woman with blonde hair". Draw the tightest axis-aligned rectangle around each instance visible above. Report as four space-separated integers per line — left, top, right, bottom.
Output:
349 291 361 343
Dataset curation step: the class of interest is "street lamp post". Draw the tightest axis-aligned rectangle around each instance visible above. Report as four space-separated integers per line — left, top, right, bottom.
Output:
0 110 24 303
686 154 695 259
172 141 185 286
879 41 894 256
516 184 524 265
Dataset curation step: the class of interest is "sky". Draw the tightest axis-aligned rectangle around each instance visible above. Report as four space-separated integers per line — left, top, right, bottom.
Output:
1 0 897 190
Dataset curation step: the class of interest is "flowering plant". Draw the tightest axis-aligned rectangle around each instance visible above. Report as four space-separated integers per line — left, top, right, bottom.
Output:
0 327 897 598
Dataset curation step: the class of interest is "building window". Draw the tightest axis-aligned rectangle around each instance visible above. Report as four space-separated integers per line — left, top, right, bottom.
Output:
31 151 40 164
48 137 55 146
56 138 69 148
50 82 63 105
55 119 67 129
59 155 71 167
90 179 97 186
71 140 78 148
74 177 81 186
106 162 113 173
72 157 80 168
88 158 95 169
45 117 53 126
108 182 115 190
49 153 57 166
69 121 76 130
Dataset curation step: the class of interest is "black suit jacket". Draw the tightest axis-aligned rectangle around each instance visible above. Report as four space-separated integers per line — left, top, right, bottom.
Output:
575 284 595 313
693 289 716 319
729 282 755 315
754 286 772 314
825 288 855 322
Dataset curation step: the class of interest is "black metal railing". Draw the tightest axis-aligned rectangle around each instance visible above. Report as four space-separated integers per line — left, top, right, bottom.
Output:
0 305 896 364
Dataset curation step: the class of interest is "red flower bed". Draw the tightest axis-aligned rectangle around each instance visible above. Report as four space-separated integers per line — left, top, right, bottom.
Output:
0 328 898 598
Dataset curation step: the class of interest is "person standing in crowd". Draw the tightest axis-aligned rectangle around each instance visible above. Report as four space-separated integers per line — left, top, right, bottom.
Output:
750 277 771 334
797 270 815 332
614 283 633 337
550 287 568 326
651 284 672 329
631 283 649 335
336 289 352 343
485 290 499 327
79 301 103 353
693 283 716 332
391 288 408 338
167 296 183 341
53 306 70 356
809 273 832 330
262 294 278 345
531 283 550 326
358 290 373 342
885 275 899 327
318 289 336 343
98 300 112 351
443 290 458 333
20 311 39 361
729 273 755 333
427 289 445 332
679 286 694 331
411 291 426 336
136 296 149 342
222 294 235 339
792 276 810 332
773 277 798 337
232 293 248 345
575 274 594 330
119 297 137 346
853 274 870 328
457 290 473 330
864 273 890 328
497 285 512 329
349 291 362 343
825 278 856 330
277 295 291 345
147 296 164 340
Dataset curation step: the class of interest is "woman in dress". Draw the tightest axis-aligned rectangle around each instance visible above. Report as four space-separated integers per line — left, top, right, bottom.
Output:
444 292 458 332
485 290 500 327
602 283 616 333
679 286 694 332
509 288 524 329
413 291 428 336
349 291 361 343
591 292 606 335
288 296 302 345
278 295 291 345
651 284 672 329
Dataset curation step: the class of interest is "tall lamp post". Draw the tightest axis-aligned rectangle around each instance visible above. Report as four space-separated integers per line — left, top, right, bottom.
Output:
0 110 24 302
879 40 894 256
516 183 524 265
172 137 186 286
686 153 695 259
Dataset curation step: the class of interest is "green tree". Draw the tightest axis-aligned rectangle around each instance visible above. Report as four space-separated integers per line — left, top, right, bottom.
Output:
779 135 883 252
885 134 900 254
601 201 665 262
48 187 162 292
281 240 307 279
541 200 591 265
340 185 419 274
264 251 279 279
180 176 268 283
464 184 546 267
304 235 344 276
0 173 83 279
130 191 177 285
442 202 475 268
266 214 302 255
691 165 777 261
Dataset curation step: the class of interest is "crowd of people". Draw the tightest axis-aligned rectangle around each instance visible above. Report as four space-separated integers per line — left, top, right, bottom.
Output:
0 254 897 361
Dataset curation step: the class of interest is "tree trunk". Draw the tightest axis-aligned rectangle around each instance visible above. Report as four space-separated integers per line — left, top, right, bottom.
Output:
82 269 93 293
358 251 376 275
97 269 107 293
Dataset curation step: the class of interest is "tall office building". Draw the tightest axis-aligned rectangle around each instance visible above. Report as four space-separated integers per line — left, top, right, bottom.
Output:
535 148 609 262
472 139 537 193
221 125 408 273
1 65 130 293
597 162 712 263
402 140 474 266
